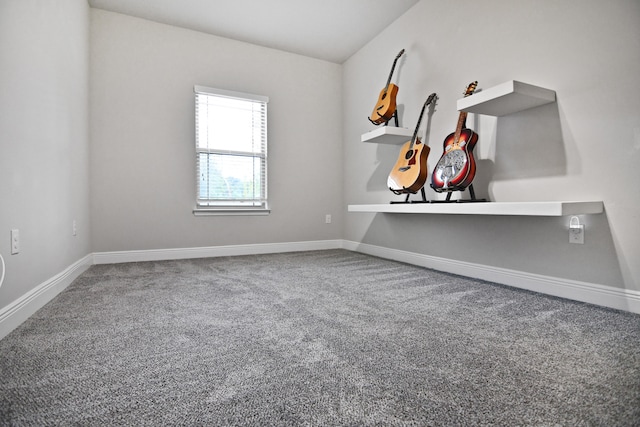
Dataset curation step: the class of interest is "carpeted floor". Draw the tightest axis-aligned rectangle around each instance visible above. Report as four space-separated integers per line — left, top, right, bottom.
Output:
1 249 639 426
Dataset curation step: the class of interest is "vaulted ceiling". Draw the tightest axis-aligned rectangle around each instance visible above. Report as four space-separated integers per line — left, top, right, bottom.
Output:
88 0 420 63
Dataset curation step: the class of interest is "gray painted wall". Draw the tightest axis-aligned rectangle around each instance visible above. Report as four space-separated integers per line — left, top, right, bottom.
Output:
90 10 344 252
0 0 91 304
343 0 640 292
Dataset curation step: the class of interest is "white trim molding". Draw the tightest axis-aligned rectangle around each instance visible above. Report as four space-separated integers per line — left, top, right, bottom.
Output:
92 240 344 264
0 254 93 341
343 241 640 315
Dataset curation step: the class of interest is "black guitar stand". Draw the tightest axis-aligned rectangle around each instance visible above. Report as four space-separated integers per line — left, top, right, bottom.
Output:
389 186 428 204
389 184 486 204
369 110 399 127
430 184 486 203
385 111 399 127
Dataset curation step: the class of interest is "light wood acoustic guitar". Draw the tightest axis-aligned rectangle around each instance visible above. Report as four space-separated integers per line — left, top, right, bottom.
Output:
388 93 438 194
368 49 405 125
430 81 479 192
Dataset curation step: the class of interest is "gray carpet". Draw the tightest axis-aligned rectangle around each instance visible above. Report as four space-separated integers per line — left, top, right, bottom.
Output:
1 249 639 426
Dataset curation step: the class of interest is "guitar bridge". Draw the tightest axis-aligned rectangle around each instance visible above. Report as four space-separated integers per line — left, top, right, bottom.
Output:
398 166 411 172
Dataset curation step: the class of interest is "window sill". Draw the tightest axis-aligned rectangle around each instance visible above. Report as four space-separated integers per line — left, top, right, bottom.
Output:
193 208 271 216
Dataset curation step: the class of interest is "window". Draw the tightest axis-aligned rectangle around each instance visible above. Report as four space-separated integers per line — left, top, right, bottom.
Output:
193 86 269 215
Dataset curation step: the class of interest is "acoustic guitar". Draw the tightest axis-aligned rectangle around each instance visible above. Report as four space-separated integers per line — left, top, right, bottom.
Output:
388 93 438 194
369 49 405 125
430 82 479 192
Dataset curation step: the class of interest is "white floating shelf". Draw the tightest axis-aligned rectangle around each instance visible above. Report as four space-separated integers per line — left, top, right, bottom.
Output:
457 80 556 116
361 126 413 144
348 201 603 217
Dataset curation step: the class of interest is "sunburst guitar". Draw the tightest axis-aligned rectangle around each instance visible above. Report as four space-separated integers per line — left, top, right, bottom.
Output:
431 81 479 192
388 93 438 194
369 49 404 125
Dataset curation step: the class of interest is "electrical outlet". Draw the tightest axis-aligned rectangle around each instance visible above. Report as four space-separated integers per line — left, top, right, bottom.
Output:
11 229 19 254
569 225 584 244
325 214 332 224
73 220 77 236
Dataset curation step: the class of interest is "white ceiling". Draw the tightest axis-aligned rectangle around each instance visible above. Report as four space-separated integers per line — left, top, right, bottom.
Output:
88 0 420 63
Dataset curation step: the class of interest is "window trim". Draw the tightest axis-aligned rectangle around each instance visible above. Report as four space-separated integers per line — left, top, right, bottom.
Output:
194 85 269 104
193 85 269 216
192 207 271 216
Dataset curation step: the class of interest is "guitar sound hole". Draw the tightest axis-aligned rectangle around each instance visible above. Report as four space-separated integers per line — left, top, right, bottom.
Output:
404 150 414 160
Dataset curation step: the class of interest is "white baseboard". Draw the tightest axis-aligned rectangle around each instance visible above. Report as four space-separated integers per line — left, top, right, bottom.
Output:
0 254 93 341
2 239 637 342
343 241 640 314
92 240 345 264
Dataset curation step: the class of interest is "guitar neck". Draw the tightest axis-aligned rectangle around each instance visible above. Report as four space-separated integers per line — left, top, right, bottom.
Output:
385 62 398 87
409 94 437 148
453 111 468 145
411 106 427 143
385 49 405 87
452 81 478 144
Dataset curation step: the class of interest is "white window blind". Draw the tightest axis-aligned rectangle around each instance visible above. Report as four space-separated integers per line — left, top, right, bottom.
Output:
194 86 269 213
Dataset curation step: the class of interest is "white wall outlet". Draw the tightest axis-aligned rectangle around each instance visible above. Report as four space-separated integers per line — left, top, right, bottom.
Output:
569 215 584 244
569 225 584 244
325 214 332 224
11 229 19 254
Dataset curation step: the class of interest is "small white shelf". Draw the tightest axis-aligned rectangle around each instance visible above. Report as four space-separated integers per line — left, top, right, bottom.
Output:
348 201 603 217
457 80 556 116
361 126 413 144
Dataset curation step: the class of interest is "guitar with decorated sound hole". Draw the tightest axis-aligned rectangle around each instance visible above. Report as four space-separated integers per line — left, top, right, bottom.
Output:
387 93 438 194
369 49 404 125
431 81 479 192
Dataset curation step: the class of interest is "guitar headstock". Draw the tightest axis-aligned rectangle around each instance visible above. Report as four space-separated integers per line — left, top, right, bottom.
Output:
396 49 405 59
426 92 437 105
463 81 478 97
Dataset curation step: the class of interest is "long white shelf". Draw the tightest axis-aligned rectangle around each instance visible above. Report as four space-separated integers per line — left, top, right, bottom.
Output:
348 201 603 216
361 126 413 144
457 80 556 116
